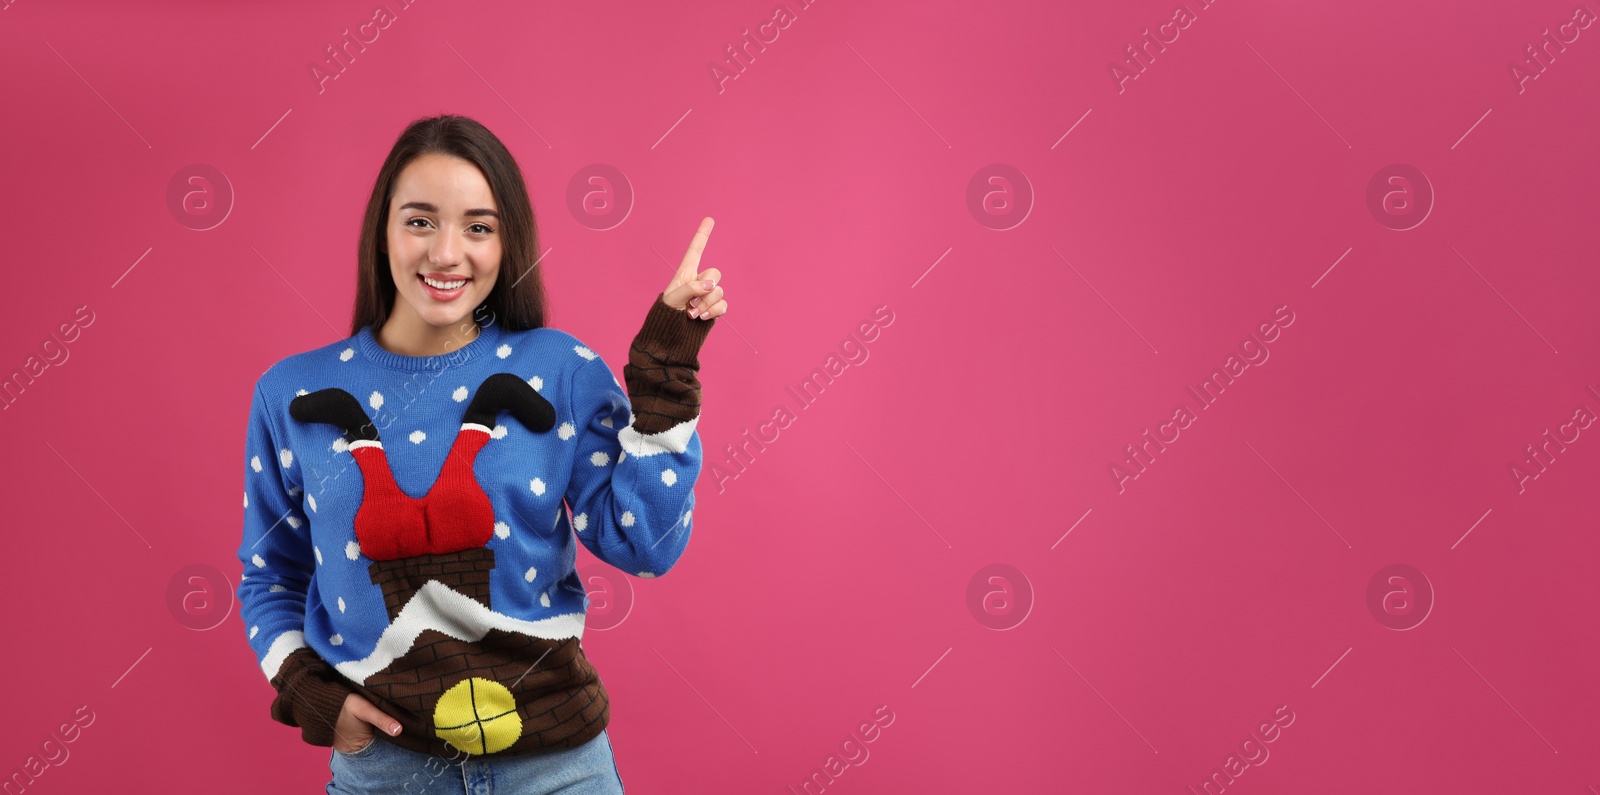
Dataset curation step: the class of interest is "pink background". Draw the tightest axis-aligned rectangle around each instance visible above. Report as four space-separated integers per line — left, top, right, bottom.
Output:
3 0 1598 792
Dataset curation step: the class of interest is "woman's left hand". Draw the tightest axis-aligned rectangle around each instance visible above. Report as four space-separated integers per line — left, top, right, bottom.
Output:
662 217 727 321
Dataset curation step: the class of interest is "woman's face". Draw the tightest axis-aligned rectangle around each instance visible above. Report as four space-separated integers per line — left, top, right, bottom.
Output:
383 153 502 331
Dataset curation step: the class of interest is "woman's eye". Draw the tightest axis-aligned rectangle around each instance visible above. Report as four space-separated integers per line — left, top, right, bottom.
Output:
470 223 494 234
405 217 432 228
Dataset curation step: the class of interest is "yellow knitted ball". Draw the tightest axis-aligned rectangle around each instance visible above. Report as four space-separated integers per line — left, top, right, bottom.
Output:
433 677 523 755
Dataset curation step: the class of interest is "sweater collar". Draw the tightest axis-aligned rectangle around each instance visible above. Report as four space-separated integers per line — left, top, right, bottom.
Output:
356 320 502 373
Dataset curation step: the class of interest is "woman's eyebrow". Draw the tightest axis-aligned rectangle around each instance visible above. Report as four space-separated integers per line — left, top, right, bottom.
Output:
399 201 499 219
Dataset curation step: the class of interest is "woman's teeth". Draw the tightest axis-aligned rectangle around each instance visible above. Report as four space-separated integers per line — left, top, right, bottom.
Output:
422 276 467 290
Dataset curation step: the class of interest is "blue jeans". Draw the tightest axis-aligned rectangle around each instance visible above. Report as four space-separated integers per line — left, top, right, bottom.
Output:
327 731 625 795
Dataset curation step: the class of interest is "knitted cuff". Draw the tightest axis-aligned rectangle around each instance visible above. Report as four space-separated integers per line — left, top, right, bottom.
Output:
636 291 714 362
623 292 715 434
268 647 355 748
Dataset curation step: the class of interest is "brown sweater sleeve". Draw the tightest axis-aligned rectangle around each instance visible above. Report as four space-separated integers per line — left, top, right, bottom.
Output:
268 647 356 747
622 291 716 434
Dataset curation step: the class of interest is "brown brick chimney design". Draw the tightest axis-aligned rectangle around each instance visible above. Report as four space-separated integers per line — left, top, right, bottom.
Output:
369 549 497 622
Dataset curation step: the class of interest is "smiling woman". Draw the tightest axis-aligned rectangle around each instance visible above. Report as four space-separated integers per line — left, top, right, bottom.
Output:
238 114 729 794
375 153 505 356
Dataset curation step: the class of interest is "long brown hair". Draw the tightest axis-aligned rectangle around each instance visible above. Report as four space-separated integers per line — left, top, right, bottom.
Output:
351 114 547 336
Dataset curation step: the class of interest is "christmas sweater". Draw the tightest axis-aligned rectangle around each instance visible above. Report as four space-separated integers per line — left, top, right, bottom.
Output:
236 293 713 759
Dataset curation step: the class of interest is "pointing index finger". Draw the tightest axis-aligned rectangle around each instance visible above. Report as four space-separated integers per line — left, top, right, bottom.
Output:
677 217 715 281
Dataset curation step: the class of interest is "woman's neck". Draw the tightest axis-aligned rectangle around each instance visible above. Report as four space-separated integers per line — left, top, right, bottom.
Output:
375 308 480 357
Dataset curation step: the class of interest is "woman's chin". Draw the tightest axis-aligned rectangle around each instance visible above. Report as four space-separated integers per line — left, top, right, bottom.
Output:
411 303 478 331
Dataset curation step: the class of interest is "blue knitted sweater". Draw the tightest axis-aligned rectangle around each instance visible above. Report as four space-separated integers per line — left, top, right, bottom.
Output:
237 294 713 758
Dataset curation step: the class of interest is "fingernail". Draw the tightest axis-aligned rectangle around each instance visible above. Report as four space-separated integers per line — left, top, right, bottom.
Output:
390 725 400 734
688 308 699 318
700 279 715 290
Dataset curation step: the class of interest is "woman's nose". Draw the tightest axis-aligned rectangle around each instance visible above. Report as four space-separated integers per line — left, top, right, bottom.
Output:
430 229 463 266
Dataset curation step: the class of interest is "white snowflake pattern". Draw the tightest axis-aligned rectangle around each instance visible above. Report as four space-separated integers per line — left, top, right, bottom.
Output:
409 430 426 444
345 540 360 560
558 422 577 441
308 494 318 513
338 597 347 613
250 456 262 473
369 391 384 410
573 513 588 532
340 348 355 362
495 521 510 539
314 546 324 565
620 511 635 527
524 567 538 582
330 634 344 646
527 375 543 391
574 345 597 360
249 626 259 639
539 592 551 607
491 425 508 439
529 478 546 496
452 386 468 402
661 469 677 486
251 554 265 568
589 451 610 467
280 449 293 468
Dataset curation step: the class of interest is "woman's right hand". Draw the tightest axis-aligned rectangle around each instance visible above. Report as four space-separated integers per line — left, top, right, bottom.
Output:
333 692 402 754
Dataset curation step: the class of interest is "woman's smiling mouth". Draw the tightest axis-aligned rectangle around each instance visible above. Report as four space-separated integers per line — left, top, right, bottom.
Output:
419 272 470 300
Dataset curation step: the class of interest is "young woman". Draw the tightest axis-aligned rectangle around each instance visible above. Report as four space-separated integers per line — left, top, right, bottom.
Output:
236 114 726 794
